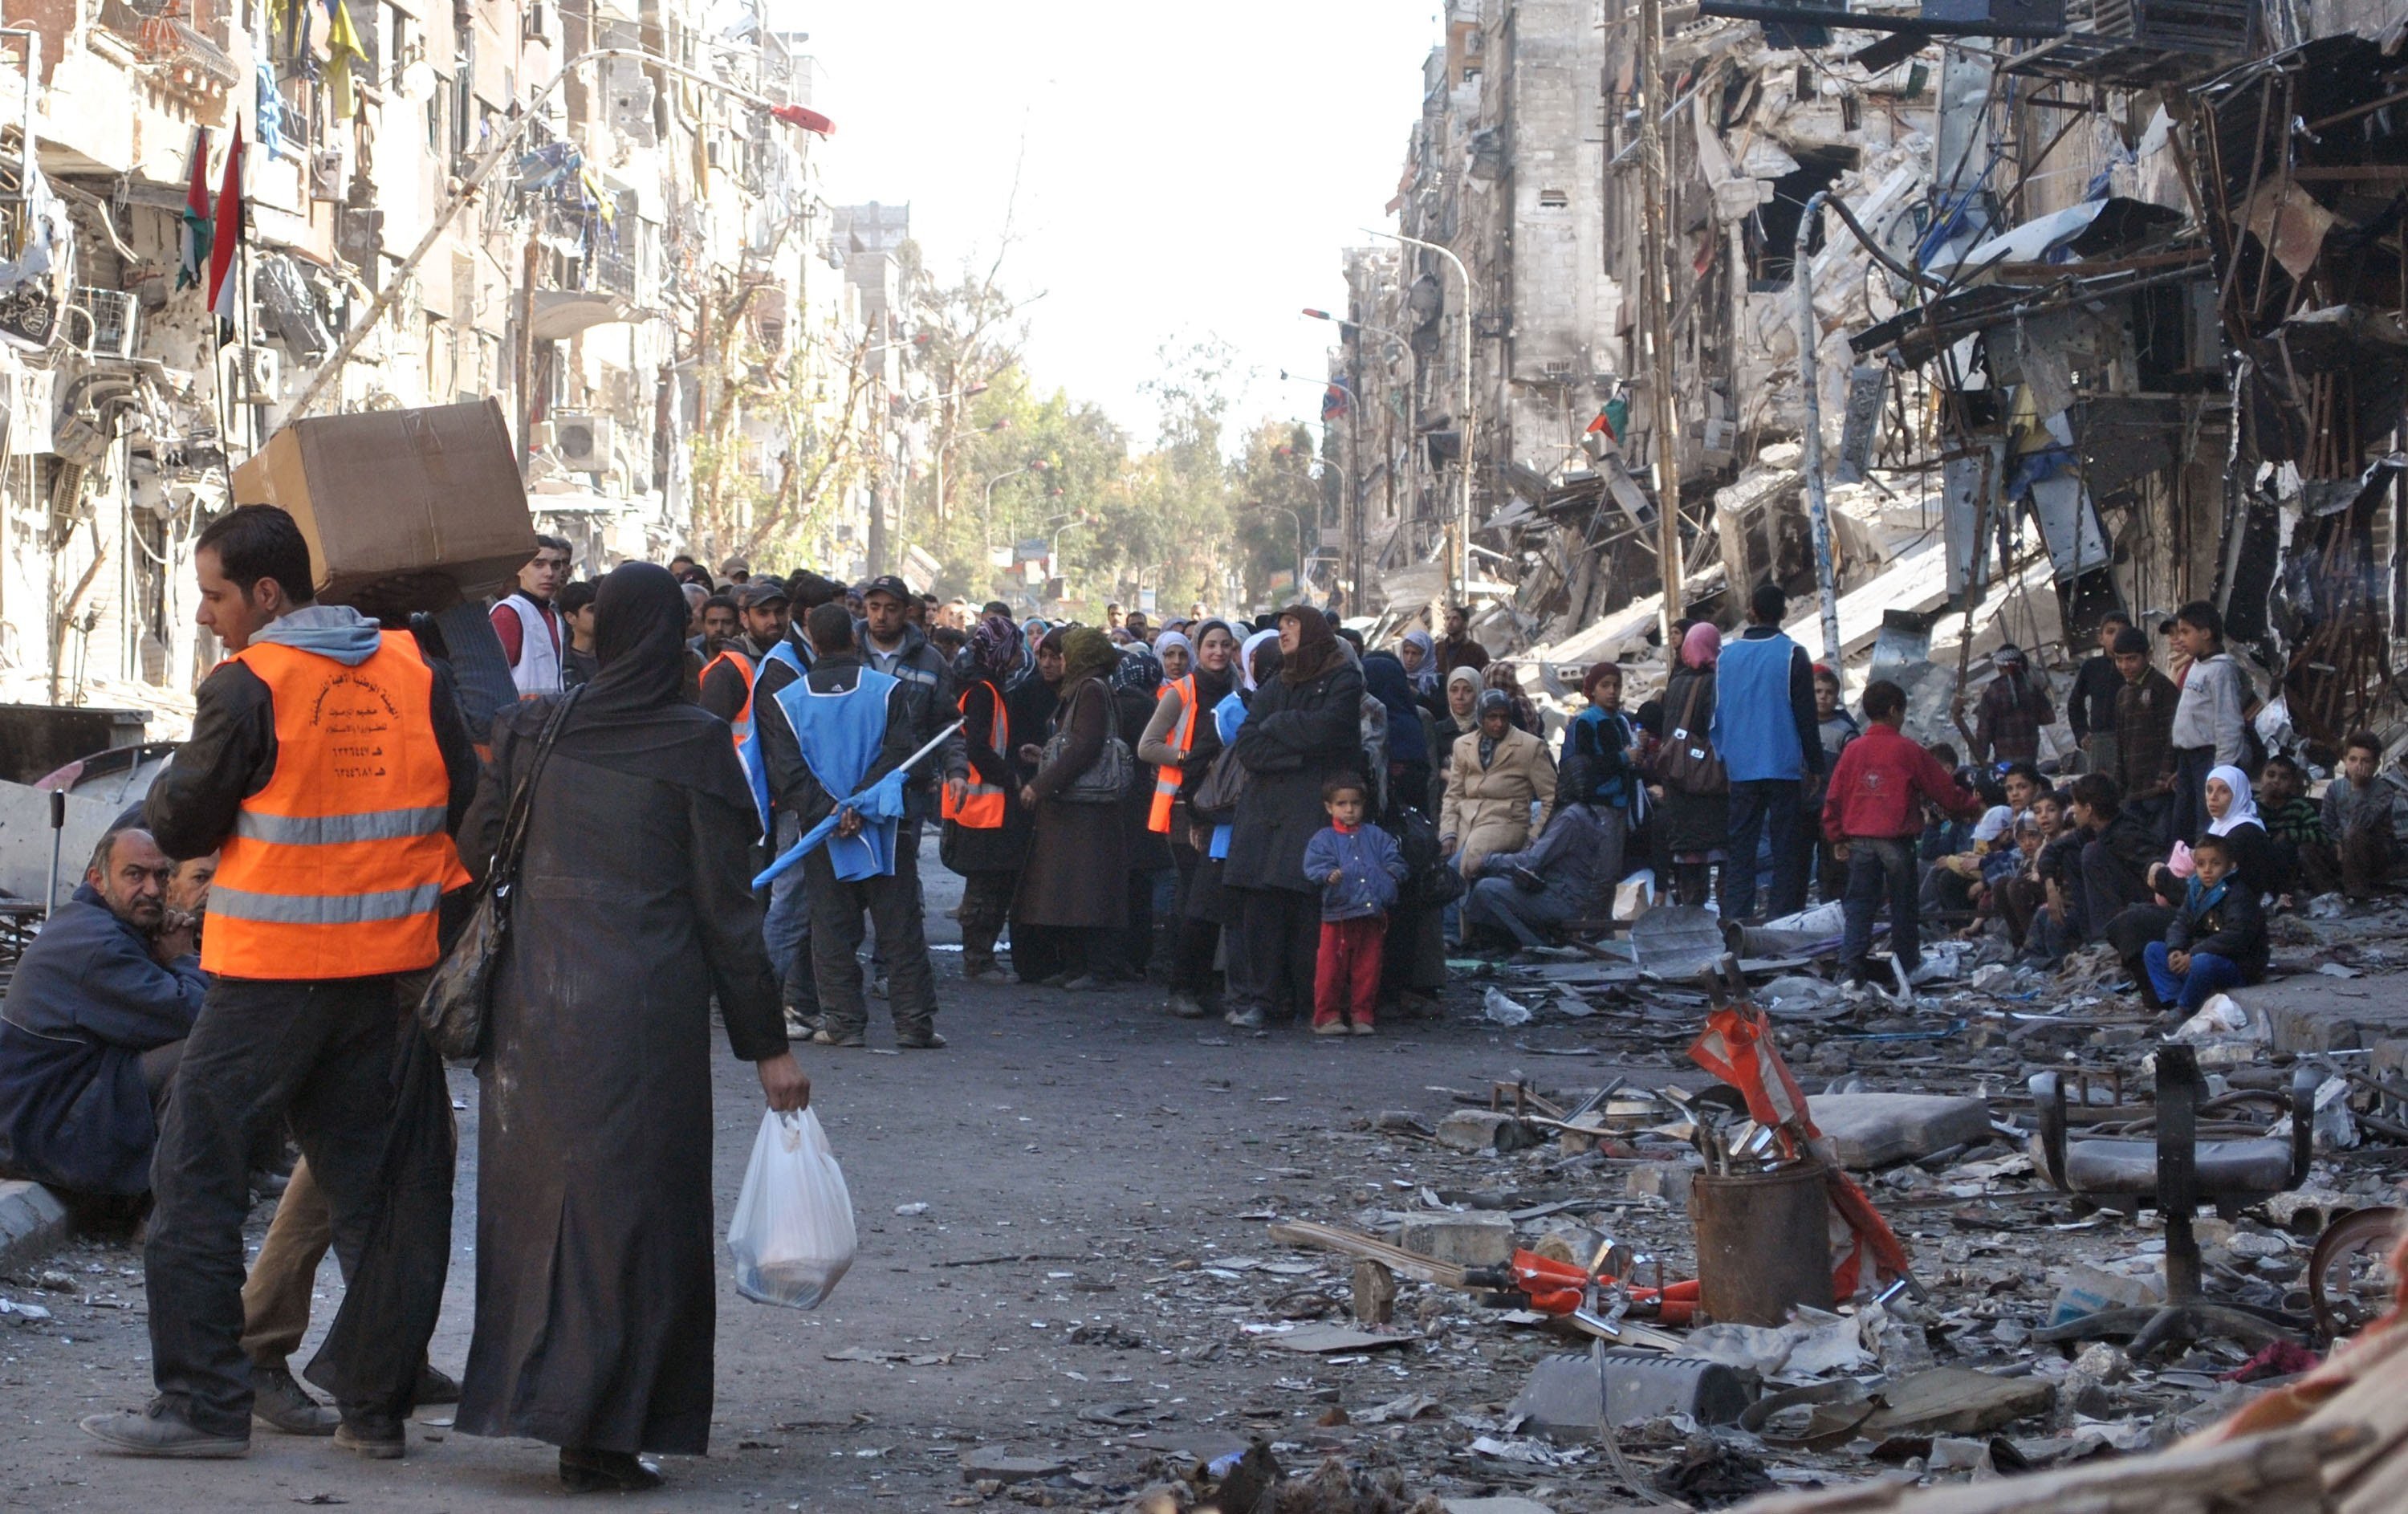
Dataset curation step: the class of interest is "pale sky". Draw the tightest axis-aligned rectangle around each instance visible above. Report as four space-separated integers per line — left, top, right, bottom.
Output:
779 2 1442 450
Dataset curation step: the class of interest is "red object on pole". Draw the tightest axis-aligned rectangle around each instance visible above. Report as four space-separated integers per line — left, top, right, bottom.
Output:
770 104 836 136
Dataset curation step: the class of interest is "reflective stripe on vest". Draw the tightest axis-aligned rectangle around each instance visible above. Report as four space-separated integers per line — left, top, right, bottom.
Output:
204 632 470 980
941 686 1009 829
1146 674 1198 833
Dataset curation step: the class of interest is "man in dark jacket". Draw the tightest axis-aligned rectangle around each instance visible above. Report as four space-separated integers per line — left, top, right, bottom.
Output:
2109 628 2179 843
2066 613 2130 775
1463 798 1621 953
1434 604 1490 679
0 826 204 1198
856 575 966 826
755 602 943 1048
86 505 478 1462
2070 773 2165 946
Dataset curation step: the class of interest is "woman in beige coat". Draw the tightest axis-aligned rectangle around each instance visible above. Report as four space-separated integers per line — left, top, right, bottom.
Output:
1442 689 1557 880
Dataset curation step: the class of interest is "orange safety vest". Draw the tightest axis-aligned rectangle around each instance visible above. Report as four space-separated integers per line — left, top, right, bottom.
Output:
701 645 758 755
1146 674 1198 833
204 632 472 980
941 685 1009 829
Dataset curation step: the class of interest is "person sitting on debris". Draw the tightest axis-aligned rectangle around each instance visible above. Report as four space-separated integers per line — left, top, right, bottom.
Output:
1823 679 1985 988
2168 601 2253 844
0 826 205 1202
1561 662 1645 896
1915 743 1973 864
2258 754 2326 901
1999 788 2072 954
1971 643 2054 765
2310 731 2406 903
1302 775 1408 1036
1464 756 1625 958
2028 789 2091 959
2077 774 2182 979
2142 832 2268 1015
2203 763 2284 900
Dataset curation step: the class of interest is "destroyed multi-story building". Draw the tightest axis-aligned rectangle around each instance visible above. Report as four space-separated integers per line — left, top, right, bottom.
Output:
1337 0 2408 755
0 0 917 714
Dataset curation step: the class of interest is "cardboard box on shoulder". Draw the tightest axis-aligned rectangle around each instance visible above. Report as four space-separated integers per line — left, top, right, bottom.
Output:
230 399 536 613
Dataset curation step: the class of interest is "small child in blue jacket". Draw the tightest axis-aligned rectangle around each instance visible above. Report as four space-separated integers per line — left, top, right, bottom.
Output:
1301 774 1409 1036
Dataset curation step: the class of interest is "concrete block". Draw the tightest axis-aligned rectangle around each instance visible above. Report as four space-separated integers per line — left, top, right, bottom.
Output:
0 1179 68 1272
2238 981 2408 1056
1397 1211 1518 1269
1625 1162 1694 1209
1511 1349 1756 1436
1437 1109 1529 1154
1812 1093 1993 1168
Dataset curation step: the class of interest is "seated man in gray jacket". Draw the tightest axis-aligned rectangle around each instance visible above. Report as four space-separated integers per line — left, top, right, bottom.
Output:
1462 760 1619 952
0 826 205 1199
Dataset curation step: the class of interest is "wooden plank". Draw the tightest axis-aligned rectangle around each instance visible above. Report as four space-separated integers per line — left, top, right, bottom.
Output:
1265 1220 1469 1289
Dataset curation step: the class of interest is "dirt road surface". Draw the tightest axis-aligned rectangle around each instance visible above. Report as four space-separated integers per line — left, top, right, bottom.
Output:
0 849 1670 1512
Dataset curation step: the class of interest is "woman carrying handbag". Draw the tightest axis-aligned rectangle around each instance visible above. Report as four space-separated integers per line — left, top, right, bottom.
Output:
1652 622 1730 908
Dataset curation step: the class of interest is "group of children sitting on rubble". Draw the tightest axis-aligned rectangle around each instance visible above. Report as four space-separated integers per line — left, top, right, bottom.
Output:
1822 599 2406 1019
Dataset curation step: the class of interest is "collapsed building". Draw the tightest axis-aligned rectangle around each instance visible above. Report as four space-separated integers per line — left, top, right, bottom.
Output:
1334 0 2408 755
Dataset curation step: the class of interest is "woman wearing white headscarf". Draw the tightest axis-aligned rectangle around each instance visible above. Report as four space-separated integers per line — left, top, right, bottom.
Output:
2203 762 2283 894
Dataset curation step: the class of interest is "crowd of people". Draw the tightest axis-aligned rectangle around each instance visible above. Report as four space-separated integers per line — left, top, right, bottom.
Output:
3 509 2403 1492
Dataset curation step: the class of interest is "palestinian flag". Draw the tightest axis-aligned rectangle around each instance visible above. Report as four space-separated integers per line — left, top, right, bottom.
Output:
177 127 210 290
205 118 243 340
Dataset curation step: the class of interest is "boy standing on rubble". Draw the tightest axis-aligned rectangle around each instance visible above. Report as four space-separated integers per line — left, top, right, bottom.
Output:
2168 601 2252 844
1823 680 1986 987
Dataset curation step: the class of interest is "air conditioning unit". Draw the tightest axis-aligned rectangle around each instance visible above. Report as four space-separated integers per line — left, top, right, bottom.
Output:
552 412 613 472
219 344 281 406
309 147 345 201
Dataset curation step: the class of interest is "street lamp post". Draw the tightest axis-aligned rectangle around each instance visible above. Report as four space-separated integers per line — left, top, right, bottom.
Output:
286 46 833 423
1365 229 1474 608
1301 308 1414 611
1250 503 1306 600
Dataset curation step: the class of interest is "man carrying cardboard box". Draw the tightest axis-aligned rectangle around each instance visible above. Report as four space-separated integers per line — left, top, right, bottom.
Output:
491 535 571 698
80 505 479 1461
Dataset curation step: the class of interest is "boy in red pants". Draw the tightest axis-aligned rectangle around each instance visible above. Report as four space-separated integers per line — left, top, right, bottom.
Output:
1302 775 1409 1036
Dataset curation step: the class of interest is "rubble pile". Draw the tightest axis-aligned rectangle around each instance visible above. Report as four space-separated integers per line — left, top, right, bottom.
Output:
1196 892 2408 1511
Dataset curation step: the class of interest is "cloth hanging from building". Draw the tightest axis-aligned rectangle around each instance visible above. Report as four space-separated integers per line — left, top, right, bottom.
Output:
323 0 368 120
179 127 212 287
207 119 245 338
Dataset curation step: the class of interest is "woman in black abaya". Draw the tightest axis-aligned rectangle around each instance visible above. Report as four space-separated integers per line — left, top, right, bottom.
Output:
454 562 809 1493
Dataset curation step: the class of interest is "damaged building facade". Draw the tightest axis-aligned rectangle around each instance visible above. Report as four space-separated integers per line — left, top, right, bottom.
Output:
1337 0 2408 755
0 0 924 713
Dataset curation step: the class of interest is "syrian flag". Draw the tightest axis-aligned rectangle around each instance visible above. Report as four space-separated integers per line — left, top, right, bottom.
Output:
205 119 243 340
177 127 210 290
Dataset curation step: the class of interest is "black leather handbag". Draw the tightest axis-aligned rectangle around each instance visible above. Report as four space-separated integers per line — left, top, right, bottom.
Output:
417 688 580 1059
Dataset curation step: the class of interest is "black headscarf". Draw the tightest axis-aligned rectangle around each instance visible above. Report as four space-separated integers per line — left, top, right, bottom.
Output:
547 562 756 815
1278 603 1344 685
1362 651 1428 767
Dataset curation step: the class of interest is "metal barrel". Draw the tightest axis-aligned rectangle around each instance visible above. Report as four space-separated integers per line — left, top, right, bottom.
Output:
1691 1161 1836 1326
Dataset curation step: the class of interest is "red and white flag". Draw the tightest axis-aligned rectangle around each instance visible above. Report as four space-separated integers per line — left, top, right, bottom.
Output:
205 119 243 333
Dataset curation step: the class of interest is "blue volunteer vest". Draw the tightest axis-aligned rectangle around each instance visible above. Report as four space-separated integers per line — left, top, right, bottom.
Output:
1209 690 1249 861
1711 631 1805 783
766 665 902 881
735 640 806 832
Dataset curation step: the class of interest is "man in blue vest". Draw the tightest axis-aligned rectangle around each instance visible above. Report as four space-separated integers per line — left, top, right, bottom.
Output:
754 601 945 1049
1710 582 1826 921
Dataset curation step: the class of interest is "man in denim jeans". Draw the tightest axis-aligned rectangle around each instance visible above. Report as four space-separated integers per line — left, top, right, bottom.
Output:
1822 680 1985 986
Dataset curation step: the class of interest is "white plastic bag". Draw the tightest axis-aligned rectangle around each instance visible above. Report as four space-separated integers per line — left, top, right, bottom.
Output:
727 1107 856 1309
